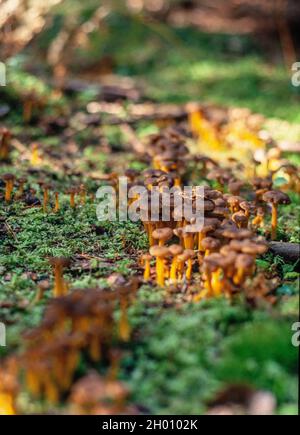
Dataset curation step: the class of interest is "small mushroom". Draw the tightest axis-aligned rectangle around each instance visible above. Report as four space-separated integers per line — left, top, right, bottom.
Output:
233 254 254 285
2 173 15 203
67 187 77 209
262 190 291 240
149 246 170 287
232 211 248 229
168 244 183 283
201 236 221 256
141 253 152 282
152 227 173 247
48 257 70 297
0 128 11 160
53 192 60 213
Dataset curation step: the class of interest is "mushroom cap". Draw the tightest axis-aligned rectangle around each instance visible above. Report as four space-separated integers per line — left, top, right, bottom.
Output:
214 197 227 207
203 253 224 270
240 200 255 213
201 236 221 251
149 246 170 258
152 227 173 242
232 211 248 225
222 228 253 240
48 256 71 267
168 244 183 256
2 173 15 181
226 195 243 206
228 179 244 194
173 227 184 238
141 253 152 261
252 176 273 190
235 253 254 269
262 190 291 205
183 249 195 259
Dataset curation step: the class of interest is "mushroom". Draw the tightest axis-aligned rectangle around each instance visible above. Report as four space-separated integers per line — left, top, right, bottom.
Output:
141 253 152 282
42 183 51 213
262 190 291 240
184 249 195 281
2 173 15 203
233 254 254 285
149 246 170 287
152 227 173 247
79 184 86 205
0 128 11 161
67 187 77 209
48 257 70 297
169 244 183 283
252 206 265 228
201 236 221 256
232 211 248 229
15 177 27 199
54 192 60 213
228 179 244 196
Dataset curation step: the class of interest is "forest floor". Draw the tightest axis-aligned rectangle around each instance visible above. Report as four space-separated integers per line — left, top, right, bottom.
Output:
0 29 299 415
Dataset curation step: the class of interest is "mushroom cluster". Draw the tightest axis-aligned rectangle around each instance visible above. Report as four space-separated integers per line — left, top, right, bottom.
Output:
68 370 134 415
133 126 292 293
17 283 137 404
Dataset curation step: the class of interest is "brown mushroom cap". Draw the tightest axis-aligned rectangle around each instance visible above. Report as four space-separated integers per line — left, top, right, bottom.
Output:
262 190 291 205
48 256 71 268
183 249 195 259
152 227 173 243
222 228 253 240
203 253 224 271
228 180 244 194
201 236 221 251
240 200 255 214
168 244 183 256
232 211 248 226
149 246 170 258
141 253 152 262
235 254 254 269
2 173 15 182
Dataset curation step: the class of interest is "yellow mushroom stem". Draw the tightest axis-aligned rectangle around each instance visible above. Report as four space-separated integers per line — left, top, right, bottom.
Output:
54 192 59 212
170 257 178 282
80 188 86 205
53 264 67 297
184 234 194 249
211 268 223 297
186 258 193 281
43 188 49 213
198 232 204 251
143 258 151 281
271 203 278 240
30 144 39 166
70 192 75 208
4 180 14 202
119 298 130 342
205 268 213 297
252 214 264 227
156 257 165 287
233 267 245 285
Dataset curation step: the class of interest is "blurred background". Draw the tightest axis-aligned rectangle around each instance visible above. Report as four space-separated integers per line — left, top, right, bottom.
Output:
1 0 300 121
